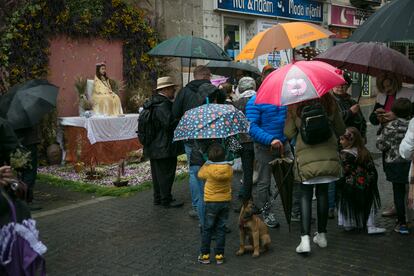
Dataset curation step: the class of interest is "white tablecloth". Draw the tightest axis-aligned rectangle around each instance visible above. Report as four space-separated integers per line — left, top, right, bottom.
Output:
59 114 139 144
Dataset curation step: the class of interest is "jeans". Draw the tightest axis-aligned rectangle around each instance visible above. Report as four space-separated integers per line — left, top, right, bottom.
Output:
254 142 292 210
238 142 255 201
191 165 205 227
392 182 407 224
185 143 200 210
200 202 230 255
300 183 329 235
328 181 336 210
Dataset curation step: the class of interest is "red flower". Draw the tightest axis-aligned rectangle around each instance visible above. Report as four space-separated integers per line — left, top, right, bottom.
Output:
357 176 365 184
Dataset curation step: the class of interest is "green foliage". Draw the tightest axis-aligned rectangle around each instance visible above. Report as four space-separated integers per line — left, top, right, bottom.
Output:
0 0 159 92
10 148 32 170
37 172 188 197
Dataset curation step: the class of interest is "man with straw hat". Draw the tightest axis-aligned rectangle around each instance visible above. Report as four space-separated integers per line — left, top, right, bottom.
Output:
143 76 184 208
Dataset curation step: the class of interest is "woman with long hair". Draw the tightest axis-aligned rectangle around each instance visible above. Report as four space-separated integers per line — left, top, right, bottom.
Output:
285 93 345 254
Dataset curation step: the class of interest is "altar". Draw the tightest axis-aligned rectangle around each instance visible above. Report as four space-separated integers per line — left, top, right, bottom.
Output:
59 114 141 164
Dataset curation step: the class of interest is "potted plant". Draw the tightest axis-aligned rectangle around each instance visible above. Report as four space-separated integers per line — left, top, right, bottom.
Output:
85 157 104 180
113 159 128 187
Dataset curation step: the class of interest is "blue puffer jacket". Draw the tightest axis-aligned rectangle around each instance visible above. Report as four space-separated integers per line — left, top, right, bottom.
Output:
246 95 287 146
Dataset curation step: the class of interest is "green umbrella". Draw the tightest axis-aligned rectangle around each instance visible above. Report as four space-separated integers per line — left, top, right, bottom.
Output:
0 80 58 130
148 35 231 83
148 35 231 61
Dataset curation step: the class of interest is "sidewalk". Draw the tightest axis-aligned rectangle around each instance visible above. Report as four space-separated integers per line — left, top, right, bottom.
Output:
33 122 414 275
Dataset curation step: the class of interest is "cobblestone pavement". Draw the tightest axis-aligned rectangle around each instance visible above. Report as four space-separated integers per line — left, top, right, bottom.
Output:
36 114 414 275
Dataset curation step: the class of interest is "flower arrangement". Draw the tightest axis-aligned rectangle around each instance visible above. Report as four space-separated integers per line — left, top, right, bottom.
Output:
1 0 160 163
0 0 159 92
10 148 32 171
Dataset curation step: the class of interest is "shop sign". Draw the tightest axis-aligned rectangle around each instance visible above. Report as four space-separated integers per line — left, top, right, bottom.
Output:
330 5 372 28
216 0 323 22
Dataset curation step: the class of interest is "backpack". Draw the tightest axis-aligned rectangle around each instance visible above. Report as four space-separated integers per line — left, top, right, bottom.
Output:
137 103 155 146
299 102 332 145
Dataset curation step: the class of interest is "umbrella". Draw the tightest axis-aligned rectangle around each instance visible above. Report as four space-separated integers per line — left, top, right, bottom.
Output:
0 80 58 130
148 35 231 61
269 157 294 230
255 61 345 106
173 104 249 141
236 22 333 61
148 35 231 83
314 42 414 83
295 46 322 61
206 60 261 78
349 0 414 42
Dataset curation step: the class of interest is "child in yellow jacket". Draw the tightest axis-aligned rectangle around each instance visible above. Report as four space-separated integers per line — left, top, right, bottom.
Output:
197 143 233 265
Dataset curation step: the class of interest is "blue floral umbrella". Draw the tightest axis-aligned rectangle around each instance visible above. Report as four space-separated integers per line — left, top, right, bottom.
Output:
173 104 249 141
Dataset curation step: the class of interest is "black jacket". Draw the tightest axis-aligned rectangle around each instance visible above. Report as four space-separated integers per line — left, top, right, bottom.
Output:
332 93 367 138
143 94 183 159
172 79 211 120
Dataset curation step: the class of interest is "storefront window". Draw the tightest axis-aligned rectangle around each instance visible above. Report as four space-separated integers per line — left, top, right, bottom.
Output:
224 23 241 60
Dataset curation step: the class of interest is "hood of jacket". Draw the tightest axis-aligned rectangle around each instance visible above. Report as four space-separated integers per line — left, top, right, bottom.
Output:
204 164 233 182
186 79 211 93
198 83 221 101
143 94 168 108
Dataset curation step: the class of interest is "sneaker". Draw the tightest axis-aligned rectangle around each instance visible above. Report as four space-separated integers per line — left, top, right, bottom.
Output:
188 209 198 219
313 232 327 248
382 206 397 217
367 226 386 235
264 212 280 228
394 224 409 235
198 254 210 264
296 235 310 254
215 254 224 264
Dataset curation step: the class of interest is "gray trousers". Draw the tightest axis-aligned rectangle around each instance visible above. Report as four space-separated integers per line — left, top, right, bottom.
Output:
253 142 292 211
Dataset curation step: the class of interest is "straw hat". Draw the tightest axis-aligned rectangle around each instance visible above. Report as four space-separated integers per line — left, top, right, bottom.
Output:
156 76 176 90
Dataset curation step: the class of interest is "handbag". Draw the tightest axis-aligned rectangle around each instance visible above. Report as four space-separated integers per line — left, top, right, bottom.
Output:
0 188 47 276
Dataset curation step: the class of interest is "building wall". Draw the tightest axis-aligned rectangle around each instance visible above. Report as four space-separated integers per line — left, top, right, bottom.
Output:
48 36 123 117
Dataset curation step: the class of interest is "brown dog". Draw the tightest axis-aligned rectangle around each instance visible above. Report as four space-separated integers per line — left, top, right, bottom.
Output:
236 200 271 258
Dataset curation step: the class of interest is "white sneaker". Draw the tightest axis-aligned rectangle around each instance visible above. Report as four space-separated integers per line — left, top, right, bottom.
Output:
313 232 327 248
296 235 311 254
367 226 386 234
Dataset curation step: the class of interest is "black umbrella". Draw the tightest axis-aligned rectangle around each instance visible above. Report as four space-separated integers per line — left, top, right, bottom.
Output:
349 0 414 42
206 60 261 78
269 157 294 231
314 42 414 83
0 80 58 130
148 35 231 82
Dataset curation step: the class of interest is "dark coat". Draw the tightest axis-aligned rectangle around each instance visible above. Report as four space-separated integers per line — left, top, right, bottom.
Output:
172 79 211 120
143 94 183 159
332 93 367 138
0 118 19 164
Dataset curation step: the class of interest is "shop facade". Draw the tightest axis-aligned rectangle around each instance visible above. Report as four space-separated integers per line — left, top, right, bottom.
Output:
327 3 374 98
203 0 326 71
